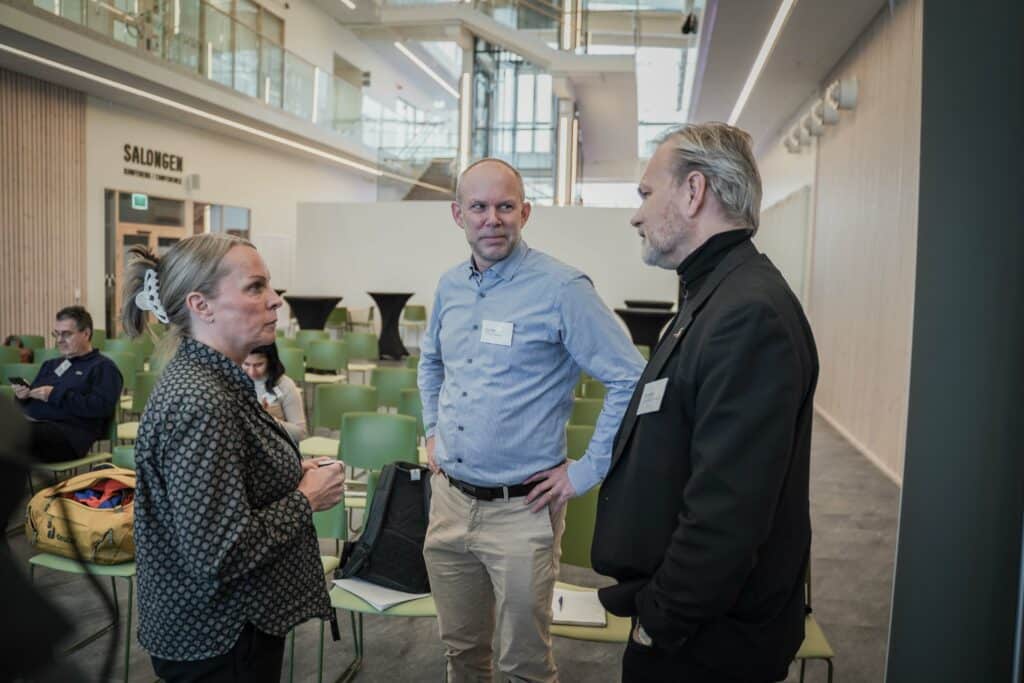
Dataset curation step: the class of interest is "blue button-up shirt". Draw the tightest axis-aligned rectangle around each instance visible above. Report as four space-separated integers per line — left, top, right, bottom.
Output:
418 240 645 495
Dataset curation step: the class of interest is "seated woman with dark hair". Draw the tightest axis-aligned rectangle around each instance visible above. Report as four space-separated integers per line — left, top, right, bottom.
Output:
3 335 33 363
243 344 307 442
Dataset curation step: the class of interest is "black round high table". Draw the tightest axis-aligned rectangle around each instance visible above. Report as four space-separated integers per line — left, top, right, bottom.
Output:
624 299 674 310
283 295 342 330
368 291 414 359
614 307 676 351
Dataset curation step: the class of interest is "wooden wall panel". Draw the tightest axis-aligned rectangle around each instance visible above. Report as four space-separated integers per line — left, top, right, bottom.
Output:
0 68 86 345
809 0 922 483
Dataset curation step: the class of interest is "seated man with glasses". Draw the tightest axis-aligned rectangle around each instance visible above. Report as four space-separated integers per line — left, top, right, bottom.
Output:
14 306 123 462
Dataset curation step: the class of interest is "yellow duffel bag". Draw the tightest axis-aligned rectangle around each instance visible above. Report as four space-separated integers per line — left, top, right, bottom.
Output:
25 466 136 565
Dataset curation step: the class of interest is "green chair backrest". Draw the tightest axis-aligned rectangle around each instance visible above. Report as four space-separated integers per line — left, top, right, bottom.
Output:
0 385 14 399
1 363 41 385
147 321 168 339
19 335 45 349
277 336 301 349
133 335 155 362
325 307 350 328
131 371 161 413
91 329 107 348
102 338 135 354
313 383 378 433
562 483 600 568
581 379 606 400
345 332 379 362
340 412 418 470
35 348 63 364
278 347 305 384
313 499 348 543
370 368 419 409
403 305 427 322
566 424 595 461
0 346 21 364
569 398 603 426
397 388 424 437
276 328 286 338
112 445 136 470
102 351 138 394
636 344 651 360
405 355 420 370
306 340 348 373
296 329 329 352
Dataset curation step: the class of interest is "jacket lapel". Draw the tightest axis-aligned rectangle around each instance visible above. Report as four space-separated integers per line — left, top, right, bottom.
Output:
607 241 760 474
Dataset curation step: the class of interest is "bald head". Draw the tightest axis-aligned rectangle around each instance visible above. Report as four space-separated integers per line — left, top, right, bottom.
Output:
455 158 526 205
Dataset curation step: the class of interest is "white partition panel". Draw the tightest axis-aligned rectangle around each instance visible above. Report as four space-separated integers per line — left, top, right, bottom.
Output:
293 202 679 316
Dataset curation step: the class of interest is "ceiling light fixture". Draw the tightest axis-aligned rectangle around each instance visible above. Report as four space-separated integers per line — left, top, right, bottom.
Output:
0 41 455 194
727 0 798 126
394 42 459 99
339 0 356 9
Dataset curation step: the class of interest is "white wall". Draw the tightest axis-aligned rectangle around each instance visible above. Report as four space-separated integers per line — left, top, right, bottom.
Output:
758 136 817 209
85 97 378 323
293 202 679 315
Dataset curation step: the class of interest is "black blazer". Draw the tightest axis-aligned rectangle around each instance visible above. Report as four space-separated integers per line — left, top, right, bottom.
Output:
592 239 819 681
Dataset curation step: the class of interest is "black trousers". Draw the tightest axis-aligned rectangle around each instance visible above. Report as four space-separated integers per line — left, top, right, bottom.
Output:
622 636 781 683
150 624 286 683
25 420 83 463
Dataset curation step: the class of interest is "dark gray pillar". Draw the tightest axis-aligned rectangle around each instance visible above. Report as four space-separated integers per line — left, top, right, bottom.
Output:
886 1 1024 681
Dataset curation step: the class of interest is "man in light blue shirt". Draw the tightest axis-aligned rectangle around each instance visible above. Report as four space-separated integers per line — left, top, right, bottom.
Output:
419 158 644 682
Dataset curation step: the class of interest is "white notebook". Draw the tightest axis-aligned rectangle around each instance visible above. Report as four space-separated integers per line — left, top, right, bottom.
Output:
551 588 607 627
333 578 430 612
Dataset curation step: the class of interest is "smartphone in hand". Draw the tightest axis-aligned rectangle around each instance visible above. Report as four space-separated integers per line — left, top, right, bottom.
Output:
9 377 30 388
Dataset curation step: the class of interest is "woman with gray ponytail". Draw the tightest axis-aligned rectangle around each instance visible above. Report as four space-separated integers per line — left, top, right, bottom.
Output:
122 233 345 682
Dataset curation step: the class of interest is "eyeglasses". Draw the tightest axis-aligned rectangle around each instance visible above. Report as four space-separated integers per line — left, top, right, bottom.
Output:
51 330 80 341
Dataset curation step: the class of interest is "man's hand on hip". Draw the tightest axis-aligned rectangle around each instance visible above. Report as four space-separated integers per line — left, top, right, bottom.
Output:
425 435 439 474
524 461 576 514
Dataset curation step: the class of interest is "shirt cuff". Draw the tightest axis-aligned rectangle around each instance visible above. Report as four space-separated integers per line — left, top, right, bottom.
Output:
567 458 600 496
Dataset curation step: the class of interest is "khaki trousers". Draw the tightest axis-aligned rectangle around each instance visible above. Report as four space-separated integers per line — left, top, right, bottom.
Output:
423 474 566 683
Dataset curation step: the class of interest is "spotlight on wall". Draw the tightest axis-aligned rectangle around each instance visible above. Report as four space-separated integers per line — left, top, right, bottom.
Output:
794 125 812 146
783 135 802 154
828 78 858 110
814 98 839 125
802 113 824 137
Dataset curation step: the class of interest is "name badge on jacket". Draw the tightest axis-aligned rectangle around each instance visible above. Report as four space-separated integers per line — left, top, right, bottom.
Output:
480 320 514 346
636 378 668 415
54 359 72 377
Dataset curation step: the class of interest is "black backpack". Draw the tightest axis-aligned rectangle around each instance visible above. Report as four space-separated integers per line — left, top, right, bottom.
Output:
339 461 432 593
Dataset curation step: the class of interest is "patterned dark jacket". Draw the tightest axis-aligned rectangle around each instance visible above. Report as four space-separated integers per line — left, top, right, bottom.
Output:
134 337 330 661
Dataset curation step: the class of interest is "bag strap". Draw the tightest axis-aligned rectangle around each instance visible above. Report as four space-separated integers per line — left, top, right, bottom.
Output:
340 464 399 578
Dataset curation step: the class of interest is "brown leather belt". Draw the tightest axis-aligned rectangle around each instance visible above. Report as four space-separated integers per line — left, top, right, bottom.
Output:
444 473 538 502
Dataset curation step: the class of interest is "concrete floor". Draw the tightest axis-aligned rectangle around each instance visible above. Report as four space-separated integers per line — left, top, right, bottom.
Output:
7 417 899 682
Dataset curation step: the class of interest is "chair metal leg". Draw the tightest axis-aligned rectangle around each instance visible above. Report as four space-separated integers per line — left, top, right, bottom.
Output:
318 617 326 683
288 629 296 683
123 578 133 683
827 659 834 683
334 612 363 683
799 659 806 683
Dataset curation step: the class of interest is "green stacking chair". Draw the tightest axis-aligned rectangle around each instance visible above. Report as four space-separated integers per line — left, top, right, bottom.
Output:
566 424 595 461
146 321 168 338
345 333 379 381
102 338 135 354
112 445 136 470
305 340 348 385
102 351 138 395
277 336 301 349
795 562 835 682
19 335 45 349
117 371 160 441
1 363 41 385
0 346 21 364
132 335 155 364
91 329 107 348
0 385 14 399
341 413 418 471
369 368 418 411
581 379 606 400
405 355 420 370
296 329 329 353
35 348 62 364
299 384 377 459
325 307 351 333
397 388 424 440
570 398 603 426
279 346 305 385
400 304 428 349
636 344 651 360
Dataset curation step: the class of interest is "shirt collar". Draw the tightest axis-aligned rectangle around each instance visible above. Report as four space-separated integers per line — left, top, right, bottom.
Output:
467 238 529 282
178 336 255 396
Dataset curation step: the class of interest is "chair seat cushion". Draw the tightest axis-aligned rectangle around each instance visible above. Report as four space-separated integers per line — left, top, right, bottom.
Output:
117 422 139 441
34 451 112 472
29 553 136 577
299 437 339 458
549 582 631 643
304 373 346 384
321 555 340 576
797 614 834 659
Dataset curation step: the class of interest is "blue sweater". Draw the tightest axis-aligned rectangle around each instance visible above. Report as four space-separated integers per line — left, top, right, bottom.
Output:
21 349 123 456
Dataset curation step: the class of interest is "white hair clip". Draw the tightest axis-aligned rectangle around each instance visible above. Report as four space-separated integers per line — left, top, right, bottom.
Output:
135 268 170 324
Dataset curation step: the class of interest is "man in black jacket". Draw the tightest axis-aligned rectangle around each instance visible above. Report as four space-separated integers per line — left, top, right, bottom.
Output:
592 123 819 683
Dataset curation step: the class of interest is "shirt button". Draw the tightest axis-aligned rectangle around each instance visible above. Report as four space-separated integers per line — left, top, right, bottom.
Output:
462 392 467 397
479 292 486 298
457 457 463 463
458 425 464 431
472 324 479 330
467 358 473 364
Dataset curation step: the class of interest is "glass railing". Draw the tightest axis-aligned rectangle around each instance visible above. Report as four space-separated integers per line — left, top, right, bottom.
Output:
18 0 459 189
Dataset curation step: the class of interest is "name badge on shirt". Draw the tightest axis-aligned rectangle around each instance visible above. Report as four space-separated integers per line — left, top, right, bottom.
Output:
54 359 72 377
636 378 668 415
480 320 514 346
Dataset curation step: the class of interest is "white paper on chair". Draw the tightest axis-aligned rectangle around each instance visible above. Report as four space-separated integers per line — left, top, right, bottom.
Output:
551 588 607 627
333 577 430 611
